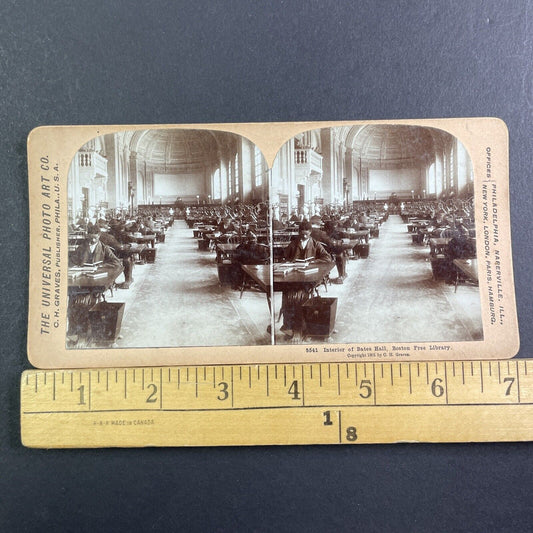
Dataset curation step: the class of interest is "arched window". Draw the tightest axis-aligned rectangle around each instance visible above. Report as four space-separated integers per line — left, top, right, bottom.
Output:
228 159 232 197
234 153 239 195
428 163 436 195
254 145 263 187
213 168 221 200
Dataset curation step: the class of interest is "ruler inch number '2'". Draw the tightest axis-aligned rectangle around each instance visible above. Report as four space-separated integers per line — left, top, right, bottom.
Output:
21 360 533 448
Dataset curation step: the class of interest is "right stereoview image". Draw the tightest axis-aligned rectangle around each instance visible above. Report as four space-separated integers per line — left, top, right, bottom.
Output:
268 124 482 344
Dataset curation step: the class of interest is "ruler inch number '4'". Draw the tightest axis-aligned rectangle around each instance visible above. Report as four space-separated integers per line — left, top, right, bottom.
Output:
21 360 533 448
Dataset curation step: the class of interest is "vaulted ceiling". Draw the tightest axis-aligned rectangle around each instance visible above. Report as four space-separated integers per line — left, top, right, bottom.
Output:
131 129 240 167
343 125 453 164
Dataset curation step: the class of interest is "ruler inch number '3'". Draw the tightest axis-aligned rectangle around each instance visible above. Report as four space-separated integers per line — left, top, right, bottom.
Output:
21 360 533 448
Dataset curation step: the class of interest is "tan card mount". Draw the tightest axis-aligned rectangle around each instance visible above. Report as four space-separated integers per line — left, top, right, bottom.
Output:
27 118 518 369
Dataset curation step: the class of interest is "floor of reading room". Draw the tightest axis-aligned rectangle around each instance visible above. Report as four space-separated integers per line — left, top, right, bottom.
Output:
99 216 482 349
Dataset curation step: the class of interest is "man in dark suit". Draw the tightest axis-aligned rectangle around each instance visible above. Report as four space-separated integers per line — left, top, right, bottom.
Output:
284 221 332 262
280 222 332 338
311 221 348 284
67 226 122 344
70 226 122 268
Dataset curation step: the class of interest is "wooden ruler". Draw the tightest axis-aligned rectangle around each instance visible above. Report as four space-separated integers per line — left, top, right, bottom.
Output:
21 360 533 448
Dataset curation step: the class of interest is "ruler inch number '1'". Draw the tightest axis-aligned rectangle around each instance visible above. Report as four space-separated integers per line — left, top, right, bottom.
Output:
21 360 533 448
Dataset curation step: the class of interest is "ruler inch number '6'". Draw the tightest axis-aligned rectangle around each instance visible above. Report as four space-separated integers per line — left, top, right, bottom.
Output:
21 360 533 448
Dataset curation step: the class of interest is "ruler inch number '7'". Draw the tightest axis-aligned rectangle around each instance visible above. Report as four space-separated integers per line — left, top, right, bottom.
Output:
21 360 533 448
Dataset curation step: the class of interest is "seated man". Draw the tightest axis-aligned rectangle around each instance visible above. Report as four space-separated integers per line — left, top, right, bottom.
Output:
99 229 138 289
280 222 332 338
234 231 269 265
233 231 270 290
217 217 237 233
70 226 122 268
67 226 122 344
312 221 348 284
445 224 476 283
284 221 332 263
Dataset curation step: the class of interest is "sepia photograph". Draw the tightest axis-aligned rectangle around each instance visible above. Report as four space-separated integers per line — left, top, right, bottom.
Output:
269 124 482 345
65 129 272 348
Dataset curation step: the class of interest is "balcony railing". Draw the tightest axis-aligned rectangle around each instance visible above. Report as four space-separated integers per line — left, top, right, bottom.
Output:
294 148 322 173
78 151 108 176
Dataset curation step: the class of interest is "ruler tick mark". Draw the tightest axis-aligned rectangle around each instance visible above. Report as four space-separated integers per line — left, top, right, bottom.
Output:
168 368 171 382
301 365 305 406
498 362 501 384
231 366 234 408
35 374 38 393
408 364 412 394
62 372 64 385
249 366 252 388
319 365 322 387
125 370 127 398
516 361 521 403
222 367 225 380
470 362 474 376
390 364 394 385
160 368 163 409
203 367 206 381
266 366 269 397
372 364 377 405
355 364 358 386
346 363 349 379
444 362 449 405
310 365 313 379
44 373 47 385
489 362 492 376
417 363 420 377
426 363 429 385
213 367 216 388
115 370 118 383
363 364 367 378
461 362 465 385
97 371 100 384
177 369 180 389
257 366 260 380
452 362 456 377
480 362 484 393
284 366 287 387
274 365 278 380
71 373 73 392
142 369 145 390
195 368 198 398
337 364 341 396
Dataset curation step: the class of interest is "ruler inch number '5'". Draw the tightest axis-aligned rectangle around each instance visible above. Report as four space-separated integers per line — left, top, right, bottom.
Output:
21 360 533 448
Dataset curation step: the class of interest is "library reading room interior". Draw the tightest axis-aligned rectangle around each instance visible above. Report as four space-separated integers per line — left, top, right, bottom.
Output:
66 125 482 348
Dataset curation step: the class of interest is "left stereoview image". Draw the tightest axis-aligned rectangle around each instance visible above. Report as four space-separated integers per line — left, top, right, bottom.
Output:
66 129 271 349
